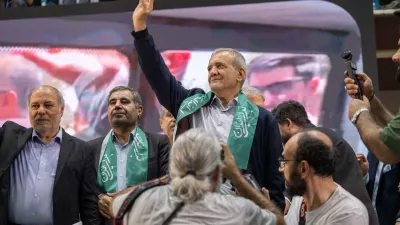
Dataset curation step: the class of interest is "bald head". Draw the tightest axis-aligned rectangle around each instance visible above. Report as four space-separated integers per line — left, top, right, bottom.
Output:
28 85 64 106
285 130 336 177
302 130 333 148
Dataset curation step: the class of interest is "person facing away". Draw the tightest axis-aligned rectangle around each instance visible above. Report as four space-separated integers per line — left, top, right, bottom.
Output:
0 85 99 225
111 128 285 225
270 99 378 225
282 130 368 225
130 0 285 209
87 86 170 222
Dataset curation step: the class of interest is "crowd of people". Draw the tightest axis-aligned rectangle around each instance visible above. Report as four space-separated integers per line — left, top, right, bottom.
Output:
0 0 400 224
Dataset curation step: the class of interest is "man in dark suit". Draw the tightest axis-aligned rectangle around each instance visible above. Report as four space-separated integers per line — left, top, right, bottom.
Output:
0 85 99 225
131 0 285 209
357 152 400 225
271 99 379 225
88 86 170 221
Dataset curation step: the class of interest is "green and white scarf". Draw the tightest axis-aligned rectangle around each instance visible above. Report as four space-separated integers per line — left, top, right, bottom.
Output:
176 91 259 169
97 127 148 193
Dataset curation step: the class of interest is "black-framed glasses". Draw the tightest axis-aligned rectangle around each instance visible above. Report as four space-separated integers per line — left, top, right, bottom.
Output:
278 156 297 168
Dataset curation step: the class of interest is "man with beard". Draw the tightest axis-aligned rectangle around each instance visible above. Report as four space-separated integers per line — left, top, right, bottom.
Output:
87 86 170 222
272 100 378 225
345 70 400 164
282 130 368 224
110 129 284 225
132 0 285 209
159 107 175 144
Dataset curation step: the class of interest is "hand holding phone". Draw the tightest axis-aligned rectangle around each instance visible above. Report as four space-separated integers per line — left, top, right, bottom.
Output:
341 50 364 100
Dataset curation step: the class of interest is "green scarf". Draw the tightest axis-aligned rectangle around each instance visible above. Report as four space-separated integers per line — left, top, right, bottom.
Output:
176 91 259 169
97 127 148 193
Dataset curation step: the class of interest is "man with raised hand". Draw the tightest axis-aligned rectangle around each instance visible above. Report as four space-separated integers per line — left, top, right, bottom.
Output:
130 0 285 209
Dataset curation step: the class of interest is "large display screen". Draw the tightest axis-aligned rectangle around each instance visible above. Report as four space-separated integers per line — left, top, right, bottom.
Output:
0 0 372 154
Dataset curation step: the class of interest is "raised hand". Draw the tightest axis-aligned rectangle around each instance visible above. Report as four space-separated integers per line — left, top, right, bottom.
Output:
132 0 154 32
344 71 374 100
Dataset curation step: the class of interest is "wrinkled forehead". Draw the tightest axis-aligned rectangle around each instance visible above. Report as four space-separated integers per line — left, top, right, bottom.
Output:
30 89 59 103
209 51 234 65
108 90 133 102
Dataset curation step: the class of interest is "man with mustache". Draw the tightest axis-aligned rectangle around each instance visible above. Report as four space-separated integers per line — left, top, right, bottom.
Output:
88 86 170 222
0 85 99 225
131 0 285 209
271 100 378 225
159 107 175 144
282 130 368 224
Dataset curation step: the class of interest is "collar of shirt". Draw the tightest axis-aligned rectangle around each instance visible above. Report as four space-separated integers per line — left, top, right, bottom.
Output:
112 127 136 148
210 95 238 112
32 127 63 144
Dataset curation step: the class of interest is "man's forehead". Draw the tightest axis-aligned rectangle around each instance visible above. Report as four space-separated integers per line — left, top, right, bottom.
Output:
109 90 133 100
31 89 57 99
284 135 298 156
209 51 233 63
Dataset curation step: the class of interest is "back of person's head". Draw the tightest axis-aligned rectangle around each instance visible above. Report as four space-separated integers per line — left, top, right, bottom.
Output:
272 100 310 127
169 129 222 204
295 131 336 177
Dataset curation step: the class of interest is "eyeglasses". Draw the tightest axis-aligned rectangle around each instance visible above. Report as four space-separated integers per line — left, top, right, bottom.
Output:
278 156 297 168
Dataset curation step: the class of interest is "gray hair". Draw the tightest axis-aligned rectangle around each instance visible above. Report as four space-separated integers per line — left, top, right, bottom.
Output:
27 85 65 106
159 107 166 119
169 129 222 204
108 86 142 107
242 86 265 101
211 48 247 74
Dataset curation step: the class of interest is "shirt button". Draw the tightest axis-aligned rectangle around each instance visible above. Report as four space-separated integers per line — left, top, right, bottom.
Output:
35 194 38 197
37 177 41 180
40 161 44 164
120 160 124 163
119 174 123 177
32 213 35 216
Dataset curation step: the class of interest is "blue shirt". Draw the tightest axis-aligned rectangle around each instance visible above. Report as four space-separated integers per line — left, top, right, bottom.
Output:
8 128 63 225
111 130 135 192
364 162 392 211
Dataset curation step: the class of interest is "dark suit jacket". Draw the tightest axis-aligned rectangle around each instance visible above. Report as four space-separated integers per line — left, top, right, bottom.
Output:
131 28 285 210
367 152 400 225
303 124 379 225
0 121 99 225
88 132 170 195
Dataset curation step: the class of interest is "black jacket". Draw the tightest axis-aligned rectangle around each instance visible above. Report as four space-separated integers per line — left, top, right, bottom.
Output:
131 28 285 210
367 152 400 225
88 132 170 196
0 121 100 225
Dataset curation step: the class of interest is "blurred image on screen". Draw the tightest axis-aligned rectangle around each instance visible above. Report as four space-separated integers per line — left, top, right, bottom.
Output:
0 47 130 140
0 0 368 153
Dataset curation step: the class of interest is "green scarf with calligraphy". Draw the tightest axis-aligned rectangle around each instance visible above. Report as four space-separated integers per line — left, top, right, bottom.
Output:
97 127 148 193
176 91 259 169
